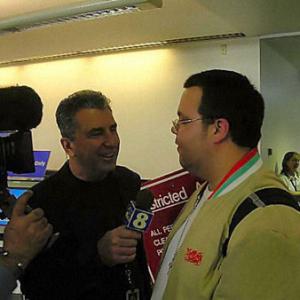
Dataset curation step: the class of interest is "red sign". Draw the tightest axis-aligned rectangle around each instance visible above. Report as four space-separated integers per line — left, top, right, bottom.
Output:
142 169 202 281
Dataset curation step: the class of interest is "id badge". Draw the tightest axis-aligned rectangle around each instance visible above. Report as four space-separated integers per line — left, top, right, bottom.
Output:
126 288 140 300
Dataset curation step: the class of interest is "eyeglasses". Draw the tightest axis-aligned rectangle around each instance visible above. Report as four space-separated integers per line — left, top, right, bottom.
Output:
171 117 203 134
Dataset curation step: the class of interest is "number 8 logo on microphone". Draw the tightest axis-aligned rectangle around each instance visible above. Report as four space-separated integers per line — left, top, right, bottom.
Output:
132 212 149 230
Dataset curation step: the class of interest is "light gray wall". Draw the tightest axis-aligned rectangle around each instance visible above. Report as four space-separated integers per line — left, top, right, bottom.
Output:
0 37 260 179
260 35 300 173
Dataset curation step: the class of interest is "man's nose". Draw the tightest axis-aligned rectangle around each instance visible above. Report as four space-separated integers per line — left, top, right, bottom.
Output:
104 132 119 147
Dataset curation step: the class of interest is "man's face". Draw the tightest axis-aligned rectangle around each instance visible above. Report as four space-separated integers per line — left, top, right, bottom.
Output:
67 108 120 180
174 86 210 176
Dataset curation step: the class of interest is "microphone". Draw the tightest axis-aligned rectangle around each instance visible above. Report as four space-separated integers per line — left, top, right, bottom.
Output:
0 85 43 130
124 189 154 232
123 189 153 297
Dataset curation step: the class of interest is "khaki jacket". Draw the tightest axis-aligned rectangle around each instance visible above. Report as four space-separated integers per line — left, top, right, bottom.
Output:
161 166 300 300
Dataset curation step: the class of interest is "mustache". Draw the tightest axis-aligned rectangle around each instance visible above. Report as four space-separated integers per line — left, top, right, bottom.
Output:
98 148 119 156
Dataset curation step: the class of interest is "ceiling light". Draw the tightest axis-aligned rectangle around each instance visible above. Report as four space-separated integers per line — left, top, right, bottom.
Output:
0 0 162 34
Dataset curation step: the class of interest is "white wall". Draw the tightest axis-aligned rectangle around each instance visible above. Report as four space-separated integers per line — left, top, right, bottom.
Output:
260 36 300 173
0 37 260 179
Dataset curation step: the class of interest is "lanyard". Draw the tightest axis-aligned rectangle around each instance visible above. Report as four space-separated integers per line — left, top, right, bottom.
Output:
208 148 260 200
289 177 298 191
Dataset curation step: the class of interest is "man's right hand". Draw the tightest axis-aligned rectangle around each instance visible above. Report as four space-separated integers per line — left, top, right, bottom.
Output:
2 191 53 271
97 225 142 267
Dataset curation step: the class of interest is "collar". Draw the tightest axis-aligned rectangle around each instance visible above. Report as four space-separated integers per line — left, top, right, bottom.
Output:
208 148 262 200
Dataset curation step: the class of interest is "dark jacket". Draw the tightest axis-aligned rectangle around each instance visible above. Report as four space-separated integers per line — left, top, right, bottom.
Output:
20 162 151 300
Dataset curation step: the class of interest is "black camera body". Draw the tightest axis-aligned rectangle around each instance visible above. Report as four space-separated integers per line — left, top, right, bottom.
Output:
0 130 35 189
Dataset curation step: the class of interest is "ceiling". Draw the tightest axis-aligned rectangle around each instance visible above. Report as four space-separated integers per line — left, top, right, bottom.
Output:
0 0 300 63
262 35 300 70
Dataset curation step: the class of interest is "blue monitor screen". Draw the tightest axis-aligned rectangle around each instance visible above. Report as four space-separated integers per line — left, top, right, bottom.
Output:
0 188 28 226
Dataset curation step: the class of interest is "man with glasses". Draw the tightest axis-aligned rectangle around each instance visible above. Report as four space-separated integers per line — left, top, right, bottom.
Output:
152 69 300 300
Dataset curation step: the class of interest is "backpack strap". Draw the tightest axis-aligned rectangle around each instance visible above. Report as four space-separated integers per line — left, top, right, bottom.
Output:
222 188 300 257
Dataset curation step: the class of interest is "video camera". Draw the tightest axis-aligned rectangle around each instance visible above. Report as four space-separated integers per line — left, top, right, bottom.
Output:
0 86 43 218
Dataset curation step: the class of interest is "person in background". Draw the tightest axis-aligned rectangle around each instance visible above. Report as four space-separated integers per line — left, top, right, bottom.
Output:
20 90 151 300
151 69 300 300
279 151 300 192
0 192 53 300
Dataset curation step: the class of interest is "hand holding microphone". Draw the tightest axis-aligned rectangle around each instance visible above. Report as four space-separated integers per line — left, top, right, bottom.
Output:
97 189 154 267
97 225 142 266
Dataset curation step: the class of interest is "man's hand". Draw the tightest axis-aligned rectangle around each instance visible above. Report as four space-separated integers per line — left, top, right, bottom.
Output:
97 225 141 267
2 191 53 271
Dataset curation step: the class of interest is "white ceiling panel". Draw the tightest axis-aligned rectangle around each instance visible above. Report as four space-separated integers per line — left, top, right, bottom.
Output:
0 0 299 63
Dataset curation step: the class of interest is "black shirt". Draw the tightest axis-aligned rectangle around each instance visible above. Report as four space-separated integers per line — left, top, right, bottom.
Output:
20 162 151 300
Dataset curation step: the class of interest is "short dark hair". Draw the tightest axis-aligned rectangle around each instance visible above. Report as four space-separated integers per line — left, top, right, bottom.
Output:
281 152 299 176
184 69 264 148
56 90 111 140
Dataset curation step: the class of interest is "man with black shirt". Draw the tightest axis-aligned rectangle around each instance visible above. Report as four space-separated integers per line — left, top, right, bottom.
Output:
20 90 151 299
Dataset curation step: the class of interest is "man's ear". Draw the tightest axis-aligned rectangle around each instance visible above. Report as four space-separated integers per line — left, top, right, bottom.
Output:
212 118 230 144
60 138 75 157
